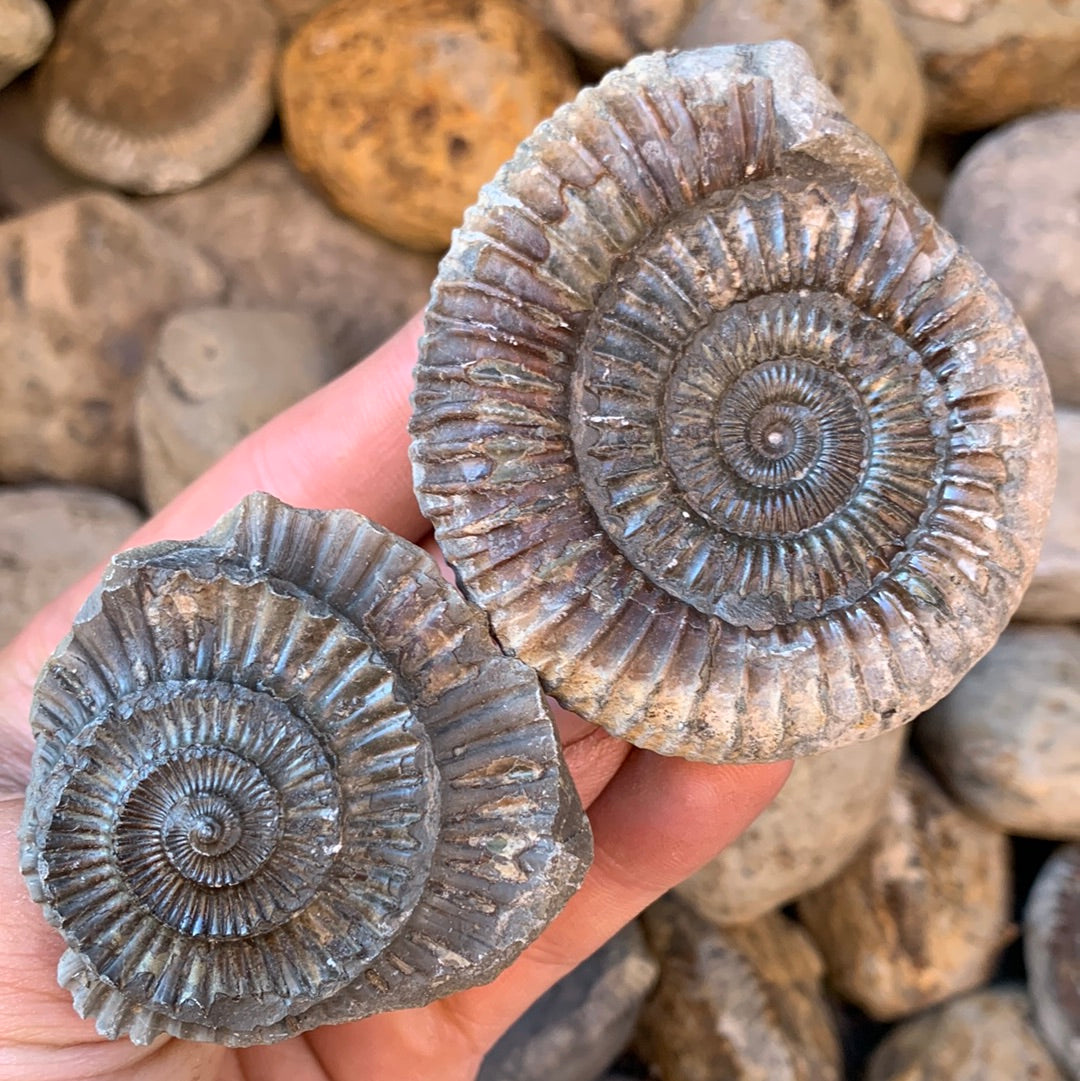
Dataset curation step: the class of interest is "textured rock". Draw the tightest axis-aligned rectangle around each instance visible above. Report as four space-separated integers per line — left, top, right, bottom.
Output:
145 150 436 372
890 0 1080 131
1026 844 1080 1081
1018 410 1080 622
637 898 842 1081
865 987 1066 1081
797 759 1012 1021
0 83 87 218
477 922 658 1081
135 307 333 511
0 0 52 90
0 485 142 648
942 113 1080 410
675 727 907 926
521 0 699 67
411 42 1056 763
278 0 579 252
918 625 1080 840
0 192 226 496
19 492 592 1045
677 0 926 176
37 0 277 193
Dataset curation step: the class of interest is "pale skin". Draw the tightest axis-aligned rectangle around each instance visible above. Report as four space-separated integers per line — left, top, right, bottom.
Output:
0 315 789 1081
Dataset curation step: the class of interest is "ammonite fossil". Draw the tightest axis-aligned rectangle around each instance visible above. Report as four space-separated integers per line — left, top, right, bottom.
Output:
19 492 592 1045
1025 844 1080 1079
409 41 1057 763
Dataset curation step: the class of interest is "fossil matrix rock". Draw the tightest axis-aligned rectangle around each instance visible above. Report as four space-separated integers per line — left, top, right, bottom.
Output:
410 41 1056 764
18 493 591 1046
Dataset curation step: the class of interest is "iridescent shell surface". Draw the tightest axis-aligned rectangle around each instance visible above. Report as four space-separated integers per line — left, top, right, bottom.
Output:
19 492 592 1045
409 41 1056 763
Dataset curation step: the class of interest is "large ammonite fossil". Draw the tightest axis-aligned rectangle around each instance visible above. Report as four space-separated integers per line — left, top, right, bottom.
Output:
19 493 592 1045
410 41 1057 763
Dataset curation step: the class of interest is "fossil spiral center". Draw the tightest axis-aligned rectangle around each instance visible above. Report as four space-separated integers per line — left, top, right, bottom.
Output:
573 267 948 629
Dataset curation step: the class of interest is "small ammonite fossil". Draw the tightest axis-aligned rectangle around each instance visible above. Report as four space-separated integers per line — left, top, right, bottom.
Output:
1025 844 1080 1079
18 493 592 1046
409 41 1057 763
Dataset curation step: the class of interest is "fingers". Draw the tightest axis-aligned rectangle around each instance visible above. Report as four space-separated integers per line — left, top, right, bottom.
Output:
440 754 791 1049
0 313 427 763
304 756 790 1080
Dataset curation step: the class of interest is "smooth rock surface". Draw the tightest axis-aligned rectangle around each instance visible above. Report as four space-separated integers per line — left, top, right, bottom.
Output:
919 625 1080 840
477 922 658 1081
0 192 225 495
38 0 278 193
1018 409 1080 622
278 0 579 252
865 987 1066 1081
146 150 436 371
522 0 699 67
135 308 333 511
0 484 142 648
889 0 1080 131
677 0 926 176
797 759 1012 1022
0 0 52 90
675 727 906 926
637 898 842 1081
941 112 1080 409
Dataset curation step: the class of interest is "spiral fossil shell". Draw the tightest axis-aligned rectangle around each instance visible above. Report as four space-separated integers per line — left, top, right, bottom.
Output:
18 493 591 1045
409 41 1056 763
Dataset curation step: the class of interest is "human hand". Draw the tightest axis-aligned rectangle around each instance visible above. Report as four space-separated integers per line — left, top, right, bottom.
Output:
0 314 789 1081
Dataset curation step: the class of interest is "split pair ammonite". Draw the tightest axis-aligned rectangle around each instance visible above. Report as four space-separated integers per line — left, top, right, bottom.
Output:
18 42 1056 1045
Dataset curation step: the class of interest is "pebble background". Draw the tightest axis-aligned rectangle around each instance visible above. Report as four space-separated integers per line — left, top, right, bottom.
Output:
0 1 1078 1078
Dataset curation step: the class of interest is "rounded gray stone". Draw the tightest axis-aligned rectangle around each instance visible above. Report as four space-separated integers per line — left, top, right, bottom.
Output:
0 484 142 648
135 307 334 511
918 624 1080 840
941 111 1080 408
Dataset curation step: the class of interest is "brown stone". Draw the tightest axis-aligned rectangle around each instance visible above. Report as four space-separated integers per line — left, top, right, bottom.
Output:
135 307 335 512
890 0 1080 131
0 0 52 90
0 82 87 218
0 484 142 647
675 727 907 926
637 897 842 1081
37 0 278 193
145 150 437 372
1017 409 1080 623
278 0 579 252
797 759 1012 1022
918 624 1080 840
676 0 926 176
941 112 1080 409
0 192 226 495
521 0 699 67
865 987 1066 1081
266 0 330 33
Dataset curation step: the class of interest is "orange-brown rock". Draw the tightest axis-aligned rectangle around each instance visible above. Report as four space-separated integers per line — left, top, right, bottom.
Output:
889 0 1080 131
677 0 926 176
278 0 579 252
